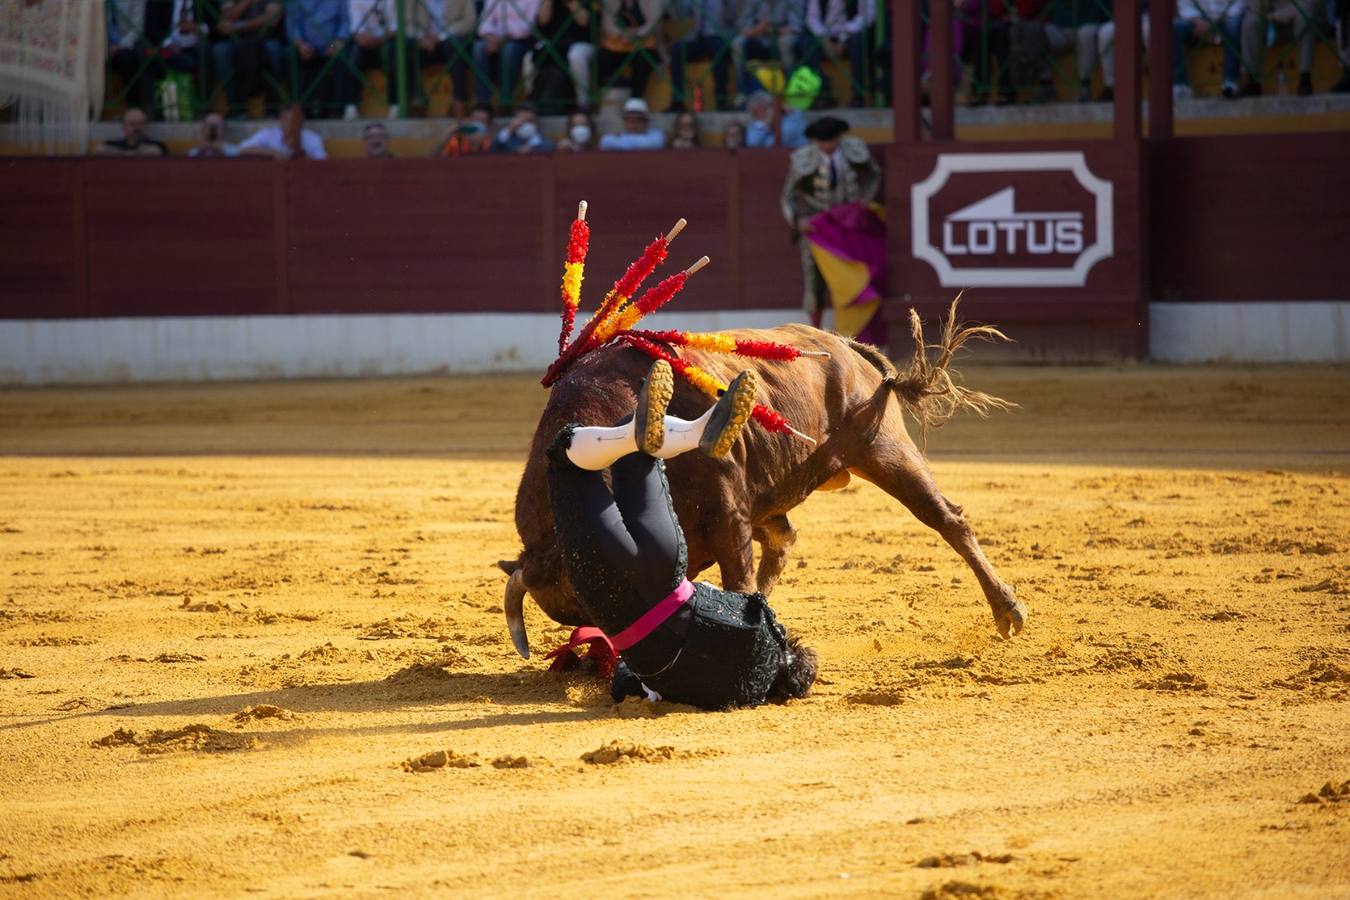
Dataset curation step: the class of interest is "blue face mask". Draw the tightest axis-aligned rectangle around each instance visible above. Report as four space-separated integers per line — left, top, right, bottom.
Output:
516 121 539 142
569 124 591 145
459 121 486 136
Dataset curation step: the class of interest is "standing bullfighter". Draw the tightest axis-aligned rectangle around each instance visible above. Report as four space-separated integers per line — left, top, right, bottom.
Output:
547 358 818 710
780 116 882 327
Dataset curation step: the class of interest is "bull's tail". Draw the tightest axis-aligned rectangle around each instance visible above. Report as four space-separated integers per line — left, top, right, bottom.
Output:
862 296 1014 446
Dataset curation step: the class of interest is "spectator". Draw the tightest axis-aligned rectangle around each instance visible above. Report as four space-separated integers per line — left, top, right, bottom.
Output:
490 104 556 152
1093 6 1147 101
744 88 806 146
669 110 703 147
161 0 207 80
341 0 425 119
432 104 495 155
1334 0 1350 93
416 0 477 120
556 109 598 150
722 118 747 147
239 102 328 158
210 1 285 118
779 115 879 326
1055 0 1114 102
286 0 350 119
1172 0 1244 99
598 0 663 103
1238 0 1323 95
668 0 737 111
732 0 794 102
958 0 1013 105
798 0 877 107
1005 0 1059 103
363 121 394 156
188 112 241 156
107 0 155 113
599 96 665 149
473 0 544 113
96 106 169 156
529 0 596 114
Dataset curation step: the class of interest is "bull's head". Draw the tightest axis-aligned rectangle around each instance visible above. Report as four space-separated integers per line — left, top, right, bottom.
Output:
497 559 586 660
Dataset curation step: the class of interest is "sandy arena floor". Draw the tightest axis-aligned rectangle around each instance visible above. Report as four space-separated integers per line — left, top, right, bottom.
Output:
1 365 1348 898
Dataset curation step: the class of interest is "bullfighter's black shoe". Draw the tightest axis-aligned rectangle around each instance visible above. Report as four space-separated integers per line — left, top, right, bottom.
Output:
699 370 757 459
634 359 675 456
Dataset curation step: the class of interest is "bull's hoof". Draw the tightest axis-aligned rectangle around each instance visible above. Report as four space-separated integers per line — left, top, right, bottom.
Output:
992 595 1027 639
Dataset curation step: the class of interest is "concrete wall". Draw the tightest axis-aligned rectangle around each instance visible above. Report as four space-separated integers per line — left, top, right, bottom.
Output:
0 310 807 385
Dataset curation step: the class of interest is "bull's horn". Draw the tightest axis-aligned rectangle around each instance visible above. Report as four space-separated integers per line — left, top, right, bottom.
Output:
504 569 530 659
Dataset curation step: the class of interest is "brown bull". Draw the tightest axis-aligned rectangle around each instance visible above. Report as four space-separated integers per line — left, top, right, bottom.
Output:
498 307 1027 657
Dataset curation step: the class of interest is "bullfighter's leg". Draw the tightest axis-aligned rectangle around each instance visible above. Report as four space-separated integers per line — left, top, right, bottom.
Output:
752 514 797 596
857 435 1027 639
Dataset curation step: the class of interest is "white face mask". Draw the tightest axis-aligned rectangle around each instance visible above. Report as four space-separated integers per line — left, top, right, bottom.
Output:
516 121 539 142
569 124 591 145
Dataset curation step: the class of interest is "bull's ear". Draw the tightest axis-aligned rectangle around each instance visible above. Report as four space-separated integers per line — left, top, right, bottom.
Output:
496 559 520 575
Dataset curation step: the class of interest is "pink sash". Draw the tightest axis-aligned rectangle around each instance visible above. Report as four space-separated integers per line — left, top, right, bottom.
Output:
608 579 694 651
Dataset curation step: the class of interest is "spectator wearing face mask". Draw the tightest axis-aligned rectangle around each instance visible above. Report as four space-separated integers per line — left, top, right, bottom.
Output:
490 104 555 153
433 104 495 156
188 113 241 157
556 110 597 151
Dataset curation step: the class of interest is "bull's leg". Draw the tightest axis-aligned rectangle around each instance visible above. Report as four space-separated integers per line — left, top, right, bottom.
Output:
752 514 797 596
706 501 758 594
858 442 1026 639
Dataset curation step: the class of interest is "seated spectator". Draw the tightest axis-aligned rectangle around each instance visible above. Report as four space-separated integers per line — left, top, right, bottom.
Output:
341 0 425 119
432 104 495 155
96 107 169 156
286 0 350 119
798 0 877 107
1238 0 1323 95
161 0 207 79
1093 7 1145 101
556 109 598 150
474 0 544 113
599 96 665 149
1050 0 1113 102
363 121 394 156
239 103 328 158
722 118 747 148
529 0 596 114
416 0 477 120
669 110 703 147
744 88 806 146
1173 0 1244 99
188 112 241 156
597 0 662 102
731 0 791 102
1005 0 1061 103
958 0 1012 105
668 0 736 111
210 0 285 118
107 0 156 114
490 104 556 152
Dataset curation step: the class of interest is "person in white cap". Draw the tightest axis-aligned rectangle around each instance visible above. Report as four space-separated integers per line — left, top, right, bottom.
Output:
599 97 665 150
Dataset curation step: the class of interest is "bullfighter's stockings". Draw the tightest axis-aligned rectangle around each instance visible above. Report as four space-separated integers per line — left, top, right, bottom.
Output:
563 361 759 471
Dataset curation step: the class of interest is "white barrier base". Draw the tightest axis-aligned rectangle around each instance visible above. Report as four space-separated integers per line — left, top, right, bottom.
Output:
1150 302 1350 363
5 304 1346 385
0 311 812 386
